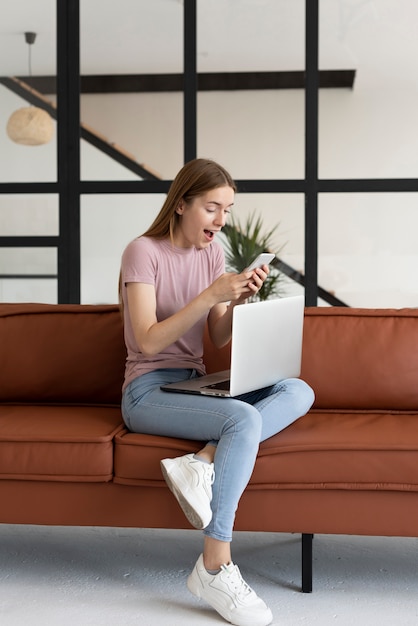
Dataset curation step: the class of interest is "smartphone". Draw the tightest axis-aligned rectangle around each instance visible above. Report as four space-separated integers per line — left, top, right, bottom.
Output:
245 252 275 272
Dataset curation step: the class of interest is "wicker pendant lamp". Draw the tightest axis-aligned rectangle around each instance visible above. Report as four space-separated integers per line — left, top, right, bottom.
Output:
6 32 54 146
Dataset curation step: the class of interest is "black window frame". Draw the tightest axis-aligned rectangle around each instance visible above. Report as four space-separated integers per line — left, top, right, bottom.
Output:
1 0 417 305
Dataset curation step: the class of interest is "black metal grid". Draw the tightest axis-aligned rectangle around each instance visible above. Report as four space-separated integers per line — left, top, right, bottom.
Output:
1 0 417 305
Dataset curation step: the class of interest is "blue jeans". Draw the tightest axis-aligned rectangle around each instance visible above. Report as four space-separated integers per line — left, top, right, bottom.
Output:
122 368 314 543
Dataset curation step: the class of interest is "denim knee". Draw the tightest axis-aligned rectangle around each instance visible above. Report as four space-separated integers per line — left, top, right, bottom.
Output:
284 378 315 414
227 402 263 446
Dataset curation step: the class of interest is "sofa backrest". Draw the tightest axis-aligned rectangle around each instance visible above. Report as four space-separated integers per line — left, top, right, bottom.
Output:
301 307 418 410
2 303 418 411
0 303 126 405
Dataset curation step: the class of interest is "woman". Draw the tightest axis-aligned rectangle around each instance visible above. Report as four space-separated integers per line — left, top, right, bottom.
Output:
120 158 314 626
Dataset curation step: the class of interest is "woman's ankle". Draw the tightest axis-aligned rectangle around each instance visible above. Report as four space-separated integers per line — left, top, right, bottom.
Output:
203 537 231 571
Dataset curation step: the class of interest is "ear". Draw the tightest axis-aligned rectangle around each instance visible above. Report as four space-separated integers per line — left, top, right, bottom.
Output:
176 200 185 215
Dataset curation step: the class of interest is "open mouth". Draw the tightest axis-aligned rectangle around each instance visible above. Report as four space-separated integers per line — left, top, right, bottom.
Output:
204 229 214 240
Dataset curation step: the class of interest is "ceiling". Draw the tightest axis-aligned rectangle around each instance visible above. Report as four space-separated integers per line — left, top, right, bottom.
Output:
0 0 417 91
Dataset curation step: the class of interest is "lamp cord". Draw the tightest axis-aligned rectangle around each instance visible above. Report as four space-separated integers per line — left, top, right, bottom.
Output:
27 43 32 77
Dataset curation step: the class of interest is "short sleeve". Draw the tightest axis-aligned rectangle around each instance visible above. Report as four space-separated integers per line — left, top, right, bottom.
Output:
121 237 157 286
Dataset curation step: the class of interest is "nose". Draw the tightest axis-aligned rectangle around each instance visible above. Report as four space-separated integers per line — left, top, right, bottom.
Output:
214 209 228 227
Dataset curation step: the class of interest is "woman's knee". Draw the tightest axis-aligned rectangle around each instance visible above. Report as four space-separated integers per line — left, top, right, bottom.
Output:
226 403 262 442
285 378 315 413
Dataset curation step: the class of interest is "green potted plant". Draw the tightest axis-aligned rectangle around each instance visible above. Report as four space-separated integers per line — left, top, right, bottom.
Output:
221 212 285 301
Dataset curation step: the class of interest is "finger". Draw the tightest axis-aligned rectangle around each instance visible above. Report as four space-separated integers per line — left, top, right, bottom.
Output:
249 272 264 288
253 267 268 280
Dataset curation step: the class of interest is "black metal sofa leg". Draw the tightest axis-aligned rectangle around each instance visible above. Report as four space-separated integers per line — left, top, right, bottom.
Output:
301 533 314 593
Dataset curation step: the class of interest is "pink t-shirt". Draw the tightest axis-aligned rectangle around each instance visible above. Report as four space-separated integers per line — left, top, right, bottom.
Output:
121 236 225 391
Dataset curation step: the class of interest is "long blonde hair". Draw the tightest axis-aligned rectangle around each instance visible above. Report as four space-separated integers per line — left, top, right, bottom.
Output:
119 158 236 311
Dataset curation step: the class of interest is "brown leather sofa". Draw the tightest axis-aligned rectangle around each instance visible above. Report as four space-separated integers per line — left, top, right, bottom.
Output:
2 302 418 592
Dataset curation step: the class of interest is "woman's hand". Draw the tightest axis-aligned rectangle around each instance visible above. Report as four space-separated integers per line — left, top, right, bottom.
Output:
209 264 270 305
207 264 270 348
208 272 252 304
244 264 270 300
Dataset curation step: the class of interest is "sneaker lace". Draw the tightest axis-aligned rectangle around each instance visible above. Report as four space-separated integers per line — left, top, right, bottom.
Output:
221 563 254 600
203 463 215 487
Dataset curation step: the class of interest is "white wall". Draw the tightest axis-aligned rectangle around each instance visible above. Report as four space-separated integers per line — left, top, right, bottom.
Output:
1 81 417 307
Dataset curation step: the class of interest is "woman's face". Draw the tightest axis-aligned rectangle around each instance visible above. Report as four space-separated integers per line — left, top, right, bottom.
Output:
173 185 235 249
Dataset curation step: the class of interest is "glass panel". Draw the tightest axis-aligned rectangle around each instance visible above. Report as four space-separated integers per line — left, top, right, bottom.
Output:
197 0 305 179
319 0 418 178
0 247 57 276
0 0 57 182
319 193 418 307
0 279 57 304
0 194 58 236
220 193 305 299
80 0 183 180
80 193 165 304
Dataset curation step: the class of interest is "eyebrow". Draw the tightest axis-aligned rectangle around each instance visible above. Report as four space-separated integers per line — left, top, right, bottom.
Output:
207 200 234 208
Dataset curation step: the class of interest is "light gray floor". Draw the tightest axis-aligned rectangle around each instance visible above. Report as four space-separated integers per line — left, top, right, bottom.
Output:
0 524 417 626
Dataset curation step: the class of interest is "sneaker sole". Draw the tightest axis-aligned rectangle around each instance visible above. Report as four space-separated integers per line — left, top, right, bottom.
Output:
187 565 273 626
160 460 211 530
188 577 273 626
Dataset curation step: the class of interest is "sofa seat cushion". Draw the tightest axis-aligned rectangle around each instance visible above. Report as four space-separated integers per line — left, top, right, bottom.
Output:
253 410 418 491
0 405 124 482
114 411 418 492
114 431 201 485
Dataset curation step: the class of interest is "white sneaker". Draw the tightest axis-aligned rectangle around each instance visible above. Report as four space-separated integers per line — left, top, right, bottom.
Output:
187 554 273 626
160 454 214 529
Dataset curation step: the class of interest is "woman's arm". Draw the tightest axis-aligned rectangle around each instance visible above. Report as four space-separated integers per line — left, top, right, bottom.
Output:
126 282 214 357
126 270 255 357
207 265 270 349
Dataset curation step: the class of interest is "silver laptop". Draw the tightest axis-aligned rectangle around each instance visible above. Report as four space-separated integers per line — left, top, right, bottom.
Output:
161 295 304 398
